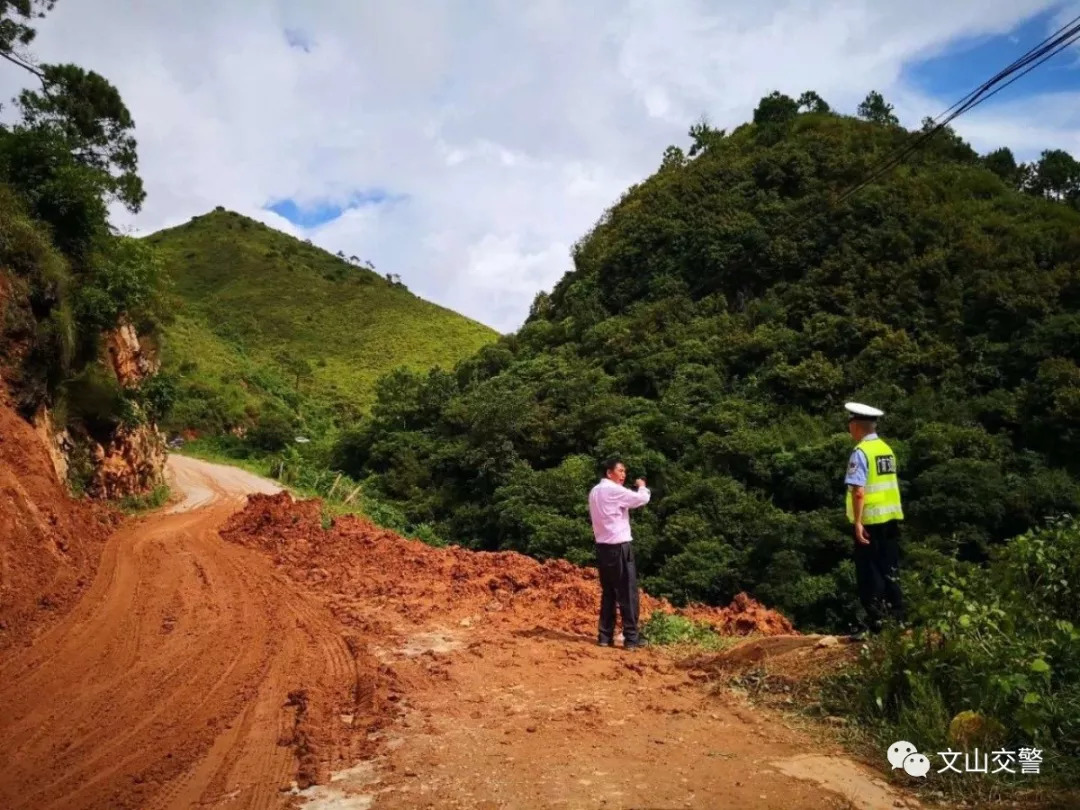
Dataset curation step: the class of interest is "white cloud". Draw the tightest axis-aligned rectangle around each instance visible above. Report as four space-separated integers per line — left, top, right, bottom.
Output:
0 0 1070 332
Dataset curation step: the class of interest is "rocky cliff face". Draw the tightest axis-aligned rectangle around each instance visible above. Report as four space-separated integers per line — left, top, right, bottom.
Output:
87 321 167 499
32 407 72 484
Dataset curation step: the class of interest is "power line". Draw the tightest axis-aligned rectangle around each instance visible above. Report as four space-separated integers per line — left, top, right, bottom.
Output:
830 15 1080 208
931 12 1080 124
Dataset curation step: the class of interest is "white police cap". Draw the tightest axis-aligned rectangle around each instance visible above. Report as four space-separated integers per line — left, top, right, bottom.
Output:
845 401 884 418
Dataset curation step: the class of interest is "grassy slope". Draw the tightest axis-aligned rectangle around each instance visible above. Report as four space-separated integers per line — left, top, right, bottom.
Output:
147 209 497 431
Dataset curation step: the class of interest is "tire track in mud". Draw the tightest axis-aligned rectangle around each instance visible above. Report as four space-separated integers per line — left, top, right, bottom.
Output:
0 458 380 810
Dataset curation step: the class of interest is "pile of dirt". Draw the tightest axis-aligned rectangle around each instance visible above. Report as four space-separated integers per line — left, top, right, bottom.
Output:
685 635 860 674
221 492 795 638
679 634 863 714
0 393 118 650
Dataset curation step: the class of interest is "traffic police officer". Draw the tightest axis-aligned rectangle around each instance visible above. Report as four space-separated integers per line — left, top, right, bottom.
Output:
844 402 905 634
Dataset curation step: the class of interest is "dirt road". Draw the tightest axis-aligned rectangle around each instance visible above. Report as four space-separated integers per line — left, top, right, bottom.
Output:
0 455 921 810
0 456 380 810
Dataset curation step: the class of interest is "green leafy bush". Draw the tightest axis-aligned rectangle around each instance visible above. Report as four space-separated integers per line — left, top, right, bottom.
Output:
829 518 1080 788
248 406 295 452
642 610 728 650
116 484 170 514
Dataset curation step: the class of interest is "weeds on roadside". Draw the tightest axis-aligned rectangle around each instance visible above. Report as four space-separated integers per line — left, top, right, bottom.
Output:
822 517 1080 803
642 610 734 651
114 484 171 514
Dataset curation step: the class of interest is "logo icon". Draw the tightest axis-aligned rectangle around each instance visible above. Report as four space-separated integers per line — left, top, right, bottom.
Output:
887 741 929 777
887 740 918 769
903 753 931 778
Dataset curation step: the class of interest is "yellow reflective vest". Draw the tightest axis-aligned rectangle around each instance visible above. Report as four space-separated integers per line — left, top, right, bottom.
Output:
845 436 904 524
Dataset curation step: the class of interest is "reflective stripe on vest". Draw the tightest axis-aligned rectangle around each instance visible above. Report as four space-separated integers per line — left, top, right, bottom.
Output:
845 437 904 524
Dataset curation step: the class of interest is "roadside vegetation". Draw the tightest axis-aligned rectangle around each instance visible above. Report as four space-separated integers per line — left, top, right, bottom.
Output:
114 484 171 514
0 2 172 490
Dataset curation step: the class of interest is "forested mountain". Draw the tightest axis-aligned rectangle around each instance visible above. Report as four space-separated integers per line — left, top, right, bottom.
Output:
332 91 1080 631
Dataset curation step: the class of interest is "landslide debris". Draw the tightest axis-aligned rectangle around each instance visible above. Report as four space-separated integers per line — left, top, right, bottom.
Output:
0 392 118 650
221 492 795 638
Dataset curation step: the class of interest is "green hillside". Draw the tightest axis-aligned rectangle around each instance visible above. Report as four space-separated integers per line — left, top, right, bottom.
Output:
146 209 497 436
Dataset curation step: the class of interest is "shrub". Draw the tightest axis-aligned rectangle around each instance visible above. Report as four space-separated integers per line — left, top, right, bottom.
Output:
248 407 295 452
828 518 1080 790
642 610 727 650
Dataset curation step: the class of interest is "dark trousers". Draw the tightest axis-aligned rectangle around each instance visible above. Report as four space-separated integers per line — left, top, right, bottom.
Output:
595 542 640 644
854 520 905 632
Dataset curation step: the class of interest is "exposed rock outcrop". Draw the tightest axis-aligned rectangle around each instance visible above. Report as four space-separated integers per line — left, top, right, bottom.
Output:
88 320 167 499
31 407 73 485
89 422 168 500
106 320 158 382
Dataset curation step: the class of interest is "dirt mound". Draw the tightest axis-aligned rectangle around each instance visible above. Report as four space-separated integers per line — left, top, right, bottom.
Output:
685 634 858 671
221 492 795 638
0 394 118 651
681 592 798 636
680 634 861 709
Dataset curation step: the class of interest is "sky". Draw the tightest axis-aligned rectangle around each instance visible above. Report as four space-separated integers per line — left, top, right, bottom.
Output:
2 1 1079 333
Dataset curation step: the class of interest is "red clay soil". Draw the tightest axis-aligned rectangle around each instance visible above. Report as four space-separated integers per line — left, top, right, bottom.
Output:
0 502 386 810
220 492 795 641
0 459 926 810
680 634 863 693
0 394 118 651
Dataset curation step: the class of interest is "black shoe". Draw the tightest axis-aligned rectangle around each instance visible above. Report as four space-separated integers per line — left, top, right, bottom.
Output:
624 639 649 650
597 639 614 647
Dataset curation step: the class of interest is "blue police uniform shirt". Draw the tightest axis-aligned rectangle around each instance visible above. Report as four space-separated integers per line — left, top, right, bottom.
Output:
844 432 878 487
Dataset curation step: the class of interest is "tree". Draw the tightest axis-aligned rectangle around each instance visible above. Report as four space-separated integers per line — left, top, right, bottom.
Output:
14 63 145 212
75 236 164 336
857 90 899 126
275 351 313 393
249 406 294 452
919 118 979 164
0 125 111 257
797 90 830 114
984 147 1020 186
0 0 55 57
528 290 552 321
753 91 799 127
660 145 685 171
1027 149 1080 204
687 117 724 158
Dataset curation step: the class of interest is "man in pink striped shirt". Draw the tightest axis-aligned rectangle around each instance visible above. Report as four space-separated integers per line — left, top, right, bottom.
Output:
588 458 651 649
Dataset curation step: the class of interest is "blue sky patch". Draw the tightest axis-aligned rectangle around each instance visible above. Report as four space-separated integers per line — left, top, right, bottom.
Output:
903 8 1080 110
284 28 313 53
266 189 405 228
